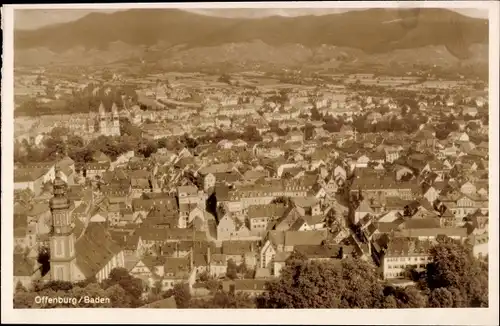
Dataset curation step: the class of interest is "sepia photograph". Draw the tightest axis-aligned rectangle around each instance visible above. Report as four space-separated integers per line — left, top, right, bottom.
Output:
1 1 499 324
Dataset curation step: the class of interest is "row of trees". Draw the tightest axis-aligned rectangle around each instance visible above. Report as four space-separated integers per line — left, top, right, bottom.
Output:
256 239 488 308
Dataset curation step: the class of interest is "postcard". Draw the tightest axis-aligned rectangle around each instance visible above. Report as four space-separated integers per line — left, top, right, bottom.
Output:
1 1 499 325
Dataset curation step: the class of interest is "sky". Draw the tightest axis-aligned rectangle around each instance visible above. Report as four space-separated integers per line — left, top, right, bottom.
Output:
14 7 489 31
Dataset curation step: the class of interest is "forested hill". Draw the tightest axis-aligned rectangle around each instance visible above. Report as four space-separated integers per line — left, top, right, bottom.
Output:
14 8 488 68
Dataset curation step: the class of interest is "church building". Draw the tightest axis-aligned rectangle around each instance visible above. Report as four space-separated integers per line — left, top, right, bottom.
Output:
49 166 126 283
98 102 121 137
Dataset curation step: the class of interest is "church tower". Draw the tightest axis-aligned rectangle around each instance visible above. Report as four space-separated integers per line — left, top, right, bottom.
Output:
111 102 121 136
49 166 76 282
98 102 108 136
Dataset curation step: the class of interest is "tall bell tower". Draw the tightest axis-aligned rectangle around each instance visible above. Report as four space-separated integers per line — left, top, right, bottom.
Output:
49 166 76 282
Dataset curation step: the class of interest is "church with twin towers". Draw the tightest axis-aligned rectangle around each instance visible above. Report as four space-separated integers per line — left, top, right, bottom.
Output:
98 102 121 137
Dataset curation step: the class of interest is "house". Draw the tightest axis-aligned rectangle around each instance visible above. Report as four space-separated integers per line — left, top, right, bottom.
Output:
354 155 370 168
216 212 251 241
422 185 440 205
208 252 227 278
469 233 489 259
85 162 110 180
384 147 401 163
221 241 257 267
222 279 267 298
146 254 197 292
448 132 470 143
333 165 347 182
291 197 322 216
462 106 478 117
294 243 354 262
259 230 328 269
460 181 477 195
14 168 46 195
376 237 434 280
350 176 416 201
353 198 375 225
247 204 288 237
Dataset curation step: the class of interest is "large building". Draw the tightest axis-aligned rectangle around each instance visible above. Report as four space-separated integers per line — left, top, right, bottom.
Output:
49 166 126 283
66 102 121 137
98 102 121 137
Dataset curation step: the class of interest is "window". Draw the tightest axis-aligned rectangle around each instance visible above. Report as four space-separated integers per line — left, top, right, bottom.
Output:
55 239 64 257
55 266 64 280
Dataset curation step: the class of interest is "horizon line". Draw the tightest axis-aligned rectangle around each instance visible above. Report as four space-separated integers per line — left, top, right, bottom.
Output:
13 7 489 31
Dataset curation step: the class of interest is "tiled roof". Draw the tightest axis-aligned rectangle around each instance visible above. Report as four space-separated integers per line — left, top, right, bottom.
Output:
14 168 47 183
75 223 123 278
284 230 328 247
295 244 354 259
384 237 434 256
395 227 468 239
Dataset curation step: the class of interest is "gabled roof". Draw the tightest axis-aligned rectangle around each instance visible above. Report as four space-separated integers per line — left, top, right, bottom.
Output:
75 223 123 278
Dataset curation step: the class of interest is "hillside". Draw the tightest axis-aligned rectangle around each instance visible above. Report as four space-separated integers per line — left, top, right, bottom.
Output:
14 8 489 70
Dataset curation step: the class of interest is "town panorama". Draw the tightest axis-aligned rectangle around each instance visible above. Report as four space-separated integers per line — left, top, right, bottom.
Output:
12 7 490 309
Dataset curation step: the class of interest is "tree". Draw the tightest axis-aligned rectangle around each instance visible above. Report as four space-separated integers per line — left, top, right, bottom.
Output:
172 283 192 308
189 290 255 308
426 240 488 307
71 283 112 308
257 258 384 308
428 287 454 307
105 284 132 308
383 285 427 308
226 259 238 280
102 267 144 307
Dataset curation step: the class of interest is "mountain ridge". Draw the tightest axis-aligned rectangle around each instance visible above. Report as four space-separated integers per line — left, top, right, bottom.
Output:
14 8 489 70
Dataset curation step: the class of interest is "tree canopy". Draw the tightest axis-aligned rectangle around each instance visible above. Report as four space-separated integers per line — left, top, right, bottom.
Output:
256 240 488 309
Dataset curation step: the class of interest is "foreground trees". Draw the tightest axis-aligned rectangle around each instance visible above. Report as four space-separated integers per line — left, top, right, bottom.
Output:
256 240 488 309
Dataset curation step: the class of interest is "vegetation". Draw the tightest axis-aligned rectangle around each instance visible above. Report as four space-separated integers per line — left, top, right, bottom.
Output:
14 268 145 308
13 240 488 309
256 240 488 308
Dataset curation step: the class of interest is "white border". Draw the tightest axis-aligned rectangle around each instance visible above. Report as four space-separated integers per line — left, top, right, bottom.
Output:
2 2 499 325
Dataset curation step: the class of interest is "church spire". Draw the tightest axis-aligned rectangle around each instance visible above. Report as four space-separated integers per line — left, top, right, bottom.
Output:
98 102 106 115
